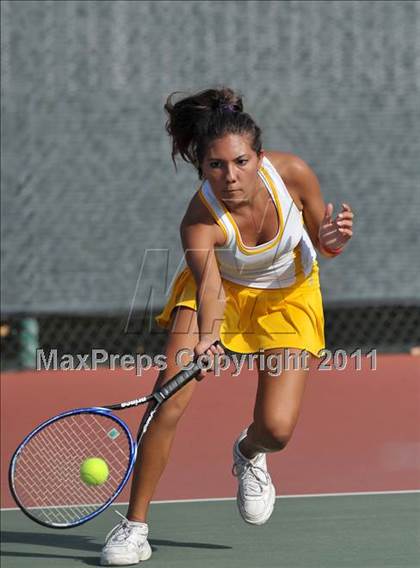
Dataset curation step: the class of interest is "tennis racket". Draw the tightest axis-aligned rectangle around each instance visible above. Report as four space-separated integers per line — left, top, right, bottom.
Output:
9 341 221 529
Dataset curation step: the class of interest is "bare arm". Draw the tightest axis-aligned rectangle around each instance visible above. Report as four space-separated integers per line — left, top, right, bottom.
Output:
181 221 226 340
180 196 226 367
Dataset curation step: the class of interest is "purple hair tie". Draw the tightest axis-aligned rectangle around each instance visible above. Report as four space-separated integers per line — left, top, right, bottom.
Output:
220 103 237 113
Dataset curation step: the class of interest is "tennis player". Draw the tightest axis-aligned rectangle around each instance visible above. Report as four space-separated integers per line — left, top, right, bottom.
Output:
100 87 354 565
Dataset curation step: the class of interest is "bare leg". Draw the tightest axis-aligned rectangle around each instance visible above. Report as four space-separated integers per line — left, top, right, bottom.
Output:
239 349 311 459
127 307 198 522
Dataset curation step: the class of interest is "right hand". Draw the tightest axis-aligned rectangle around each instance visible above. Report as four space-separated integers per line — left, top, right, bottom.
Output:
194 337 225 381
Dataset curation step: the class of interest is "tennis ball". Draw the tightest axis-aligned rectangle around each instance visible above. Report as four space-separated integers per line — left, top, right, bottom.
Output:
80 457 109 486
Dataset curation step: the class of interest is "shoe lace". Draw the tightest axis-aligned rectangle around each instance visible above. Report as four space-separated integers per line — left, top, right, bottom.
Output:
105 511 146 545
232 459 270 497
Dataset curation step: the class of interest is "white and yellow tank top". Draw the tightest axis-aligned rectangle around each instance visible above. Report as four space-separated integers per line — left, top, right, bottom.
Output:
198 156 317 289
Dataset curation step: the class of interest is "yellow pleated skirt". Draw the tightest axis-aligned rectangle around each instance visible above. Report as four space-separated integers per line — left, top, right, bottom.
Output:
155 263 325 357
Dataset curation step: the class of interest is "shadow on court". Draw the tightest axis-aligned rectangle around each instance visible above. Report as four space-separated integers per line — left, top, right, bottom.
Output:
1 526 232 566
150 538 231 550
1 530 230 552
1 532 99 565
1 532 97 552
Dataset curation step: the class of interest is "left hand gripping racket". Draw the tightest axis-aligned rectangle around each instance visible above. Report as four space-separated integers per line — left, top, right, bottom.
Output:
9 348 219 529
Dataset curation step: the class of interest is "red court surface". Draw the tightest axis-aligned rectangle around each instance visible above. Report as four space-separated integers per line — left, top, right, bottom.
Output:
2 354 419 509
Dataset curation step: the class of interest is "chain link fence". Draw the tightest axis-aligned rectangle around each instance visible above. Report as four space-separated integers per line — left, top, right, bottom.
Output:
2 304 420 371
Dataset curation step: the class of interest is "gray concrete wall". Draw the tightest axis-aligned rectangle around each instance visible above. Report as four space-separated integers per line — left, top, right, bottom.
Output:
2 1 419 313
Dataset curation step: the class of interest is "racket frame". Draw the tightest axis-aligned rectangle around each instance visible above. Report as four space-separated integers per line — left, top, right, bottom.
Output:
8 408 137 529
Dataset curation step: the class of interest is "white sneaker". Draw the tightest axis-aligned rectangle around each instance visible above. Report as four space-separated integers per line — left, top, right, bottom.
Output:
232 429 276 525
100 511 152 565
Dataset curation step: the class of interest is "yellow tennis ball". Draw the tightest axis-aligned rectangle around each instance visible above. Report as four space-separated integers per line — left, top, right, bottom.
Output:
80 457 109 486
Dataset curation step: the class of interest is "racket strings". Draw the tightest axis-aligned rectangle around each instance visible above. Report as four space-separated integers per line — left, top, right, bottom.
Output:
12 412 132 526
20 418 114 523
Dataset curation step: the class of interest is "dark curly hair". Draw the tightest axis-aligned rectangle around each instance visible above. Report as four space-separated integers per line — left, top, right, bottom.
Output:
164 87 263 179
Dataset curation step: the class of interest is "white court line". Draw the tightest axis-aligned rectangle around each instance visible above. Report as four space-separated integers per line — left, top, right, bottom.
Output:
2 489 419 511
140 489 420 505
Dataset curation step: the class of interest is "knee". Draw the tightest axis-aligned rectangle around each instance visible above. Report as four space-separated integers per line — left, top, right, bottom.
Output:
154 395 190 429
254 419 295 452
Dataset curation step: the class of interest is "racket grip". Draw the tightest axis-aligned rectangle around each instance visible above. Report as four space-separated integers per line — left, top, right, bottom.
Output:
159 363 201 399
159 340 222 400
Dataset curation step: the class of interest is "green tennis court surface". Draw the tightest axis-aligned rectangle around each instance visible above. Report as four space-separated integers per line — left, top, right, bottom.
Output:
2 493 419 567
